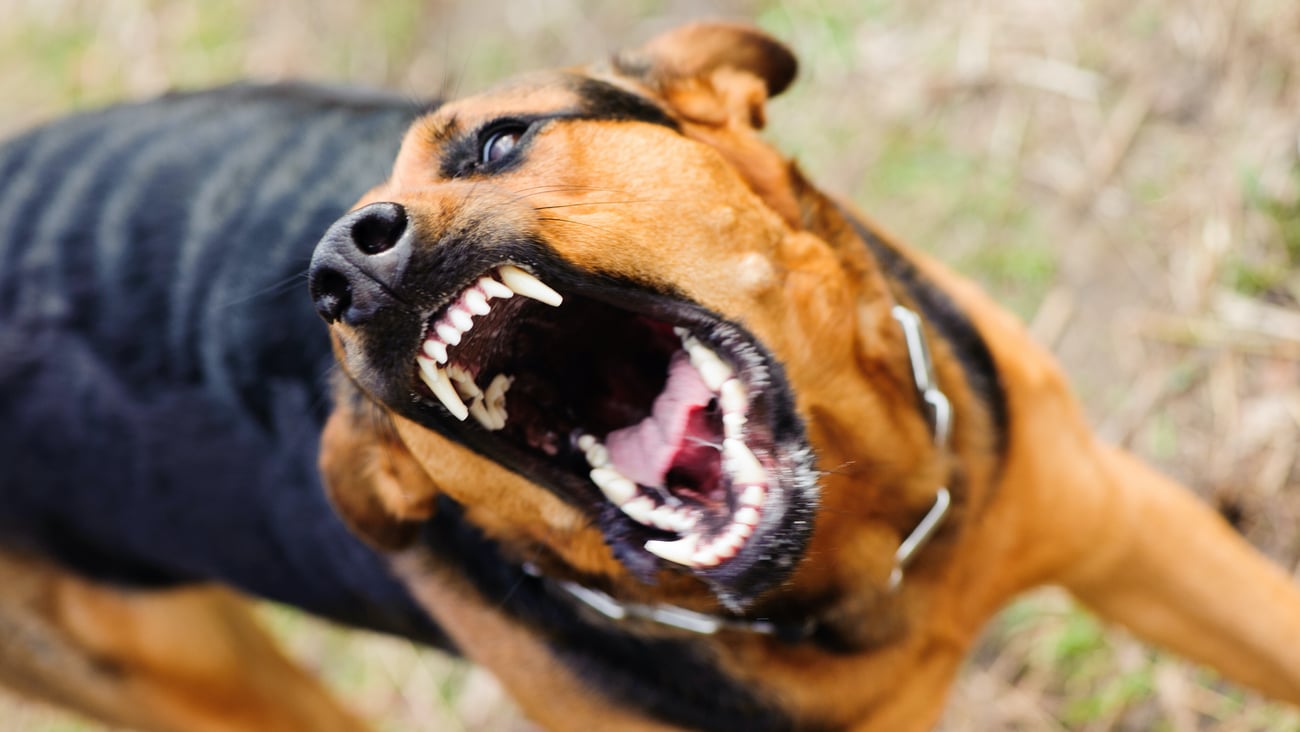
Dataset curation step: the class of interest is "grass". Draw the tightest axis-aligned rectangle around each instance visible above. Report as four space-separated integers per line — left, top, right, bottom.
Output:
2 0 1299 730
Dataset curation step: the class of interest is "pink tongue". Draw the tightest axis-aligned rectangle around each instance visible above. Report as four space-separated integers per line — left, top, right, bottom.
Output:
605 352 713 488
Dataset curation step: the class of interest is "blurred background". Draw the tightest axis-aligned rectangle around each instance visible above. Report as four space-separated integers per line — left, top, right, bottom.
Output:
1 0 1298 729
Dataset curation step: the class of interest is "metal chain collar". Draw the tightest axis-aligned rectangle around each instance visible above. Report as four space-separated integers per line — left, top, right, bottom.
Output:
542 304 953 638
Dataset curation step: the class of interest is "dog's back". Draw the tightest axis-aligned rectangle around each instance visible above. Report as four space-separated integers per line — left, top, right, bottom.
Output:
0 83 441 641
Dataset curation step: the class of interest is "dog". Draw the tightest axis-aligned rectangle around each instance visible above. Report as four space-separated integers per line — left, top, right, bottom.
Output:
2 21 1299 732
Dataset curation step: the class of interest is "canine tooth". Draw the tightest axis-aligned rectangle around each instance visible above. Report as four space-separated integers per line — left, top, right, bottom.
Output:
673 326 691 340
687 343 733 391
739 484 766 508
417 356 468 421
577 434 597 452
692 545 722 567
469 398 500 431
719 379 748 415
448 306 474 332
723 438 766 484
498 265 563 307
620 495 656 526
436 322 462 346
479 277 514 300
645 534 699 567
463 289 491 316
585 443 609 468
735 506 761 527
422 339 449 364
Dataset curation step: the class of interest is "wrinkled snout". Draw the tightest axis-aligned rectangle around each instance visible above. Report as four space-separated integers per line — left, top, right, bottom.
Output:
308 201 410 325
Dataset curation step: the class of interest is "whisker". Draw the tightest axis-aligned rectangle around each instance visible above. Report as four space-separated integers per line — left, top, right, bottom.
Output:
532 199 657 211
509 183 625 197
534 216 612 232
215 270 309 309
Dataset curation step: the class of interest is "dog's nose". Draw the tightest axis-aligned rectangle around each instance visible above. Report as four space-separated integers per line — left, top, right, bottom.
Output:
309 202 410 325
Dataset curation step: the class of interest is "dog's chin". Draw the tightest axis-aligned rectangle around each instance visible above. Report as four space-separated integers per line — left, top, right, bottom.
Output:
371 252 819 608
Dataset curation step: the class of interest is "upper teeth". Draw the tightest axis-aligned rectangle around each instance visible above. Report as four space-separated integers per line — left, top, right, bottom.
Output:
415 269 768 571
416 265 560 421
498 264 563 307
682 334 733 391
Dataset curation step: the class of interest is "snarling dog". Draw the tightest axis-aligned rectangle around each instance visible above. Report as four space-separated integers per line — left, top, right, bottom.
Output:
2 21 1299 732
307 22 1300 731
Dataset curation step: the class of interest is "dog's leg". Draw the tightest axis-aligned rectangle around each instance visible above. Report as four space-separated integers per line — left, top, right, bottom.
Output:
1051 443 1300 704
915 256 1300 706
0 551 370 732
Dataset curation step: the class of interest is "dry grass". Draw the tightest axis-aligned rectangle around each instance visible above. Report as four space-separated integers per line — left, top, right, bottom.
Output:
1 0 1298 729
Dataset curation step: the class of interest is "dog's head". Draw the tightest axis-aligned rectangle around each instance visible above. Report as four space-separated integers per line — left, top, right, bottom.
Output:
309 23 940 612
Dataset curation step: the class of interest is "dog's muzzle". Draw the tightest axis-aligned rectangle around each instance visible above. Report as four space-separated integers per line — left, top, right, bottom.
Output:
309 201 411 325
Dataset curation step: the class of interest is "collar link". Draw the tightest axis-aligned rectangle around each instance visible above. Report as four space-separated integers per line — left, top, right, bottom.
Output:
887 305 953 590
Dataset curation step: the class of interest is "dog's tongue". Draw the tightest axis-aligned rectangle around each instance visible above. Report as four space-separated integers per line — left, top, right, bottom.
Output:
606 352 713 488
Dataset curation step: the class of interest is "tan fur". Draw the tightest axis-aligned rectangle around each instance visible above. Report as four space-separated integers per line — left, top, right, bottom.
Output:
0 550 369 732
319 22 1300 730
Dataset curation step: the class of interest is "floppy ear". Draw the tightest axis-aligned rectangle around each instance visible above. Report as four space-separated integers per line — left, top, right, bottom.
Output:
616 22 797 129
319 383 439 551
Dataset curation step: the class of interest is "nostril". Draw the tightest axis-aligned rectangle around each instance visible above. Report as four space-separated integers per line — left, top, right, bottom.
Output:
310 267 352 323
350 202 407 255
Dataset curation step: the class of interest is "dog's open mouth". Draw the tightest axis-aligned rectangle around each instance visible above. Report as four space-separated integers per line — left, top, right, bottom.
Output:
405 260 816 599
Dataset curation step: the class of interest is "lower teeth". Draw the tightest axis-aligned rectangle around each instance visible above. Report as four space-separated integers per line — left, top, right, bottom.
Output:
578 427 768 570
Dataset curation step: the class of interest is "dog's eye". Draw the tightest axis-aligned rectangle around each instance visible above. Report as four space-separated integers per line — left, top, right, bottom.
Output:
481 126 525 165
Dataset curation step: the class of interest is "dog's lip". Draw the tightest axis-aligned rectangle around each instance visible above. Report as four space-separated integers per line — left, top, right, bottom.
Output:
400 257 818 603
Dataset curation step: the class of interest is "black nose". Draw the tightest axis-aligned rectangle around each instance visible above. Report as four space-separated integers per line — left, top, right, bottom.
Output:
309 202 410 324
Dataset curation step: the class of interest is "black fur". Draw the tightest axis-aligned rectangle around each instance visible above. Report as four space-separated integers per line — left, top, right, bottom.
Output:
418 496 804 732
569 76 681 129
0 83 446 644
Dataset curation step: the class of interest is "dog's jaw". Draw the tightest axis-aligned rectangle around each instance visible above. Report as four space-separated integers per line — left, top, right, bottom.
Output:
378 249 820 606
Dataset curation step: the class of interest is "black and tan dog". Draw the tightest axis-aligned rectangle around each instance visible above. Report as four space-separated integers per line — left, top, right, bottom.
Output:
2 22 1299 732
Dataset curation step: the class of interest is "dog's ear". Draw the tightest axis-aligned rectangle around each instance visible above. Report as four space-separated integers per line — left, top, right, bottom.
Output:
319 383 438 551
616 22 797 129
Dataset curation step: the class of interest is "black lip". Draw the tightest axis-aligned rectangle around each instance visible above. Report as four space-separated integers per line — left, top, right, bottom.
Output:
358 246 819 607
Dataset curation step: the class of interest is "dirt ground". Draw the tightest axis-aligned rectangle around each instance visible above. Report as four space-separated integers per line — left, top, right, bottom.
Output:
1 1 1297 730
